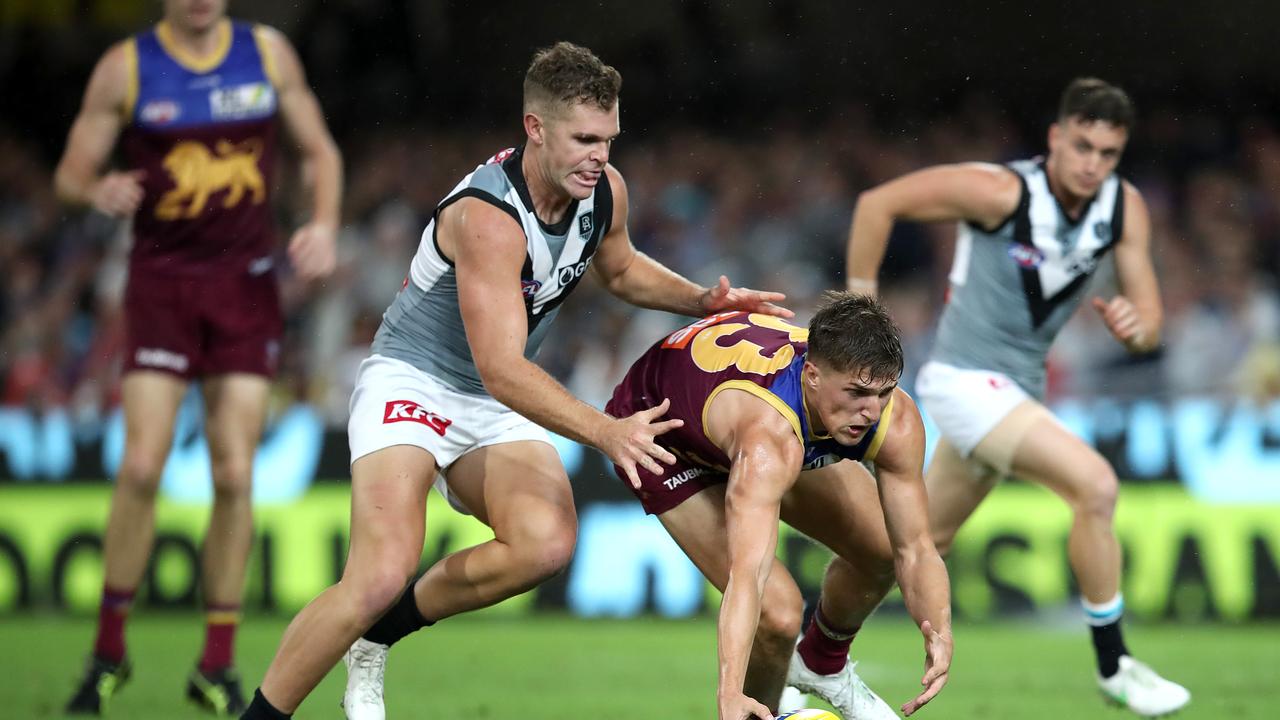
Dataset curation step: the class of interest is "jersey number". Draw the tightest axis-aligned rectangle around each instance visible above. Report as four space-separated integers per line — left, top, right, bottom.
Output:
664 313 808 376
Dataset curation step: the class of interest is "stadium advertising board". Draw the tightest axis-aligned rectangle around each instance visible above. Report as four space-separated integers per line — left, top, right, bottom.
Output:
2 395 1278 618
1 484 1277 620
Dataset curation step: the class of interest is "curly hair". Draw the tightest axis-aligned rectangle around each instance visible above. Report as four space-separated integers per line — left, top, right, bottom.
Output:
523 41 622 116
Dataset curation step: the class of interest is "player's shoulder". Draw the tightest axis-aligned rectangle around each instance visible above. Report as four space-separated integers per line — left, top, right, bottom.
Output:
247 21 289 49
95 37 136 74
707 379 803 446
1115 177 1150 240
81 39 137 109
245 21 299 83
957 161 1023 195
920 161 1022 230
441 186 524 251
730 391 806 464
603 163 626 196
1119 177 1145 205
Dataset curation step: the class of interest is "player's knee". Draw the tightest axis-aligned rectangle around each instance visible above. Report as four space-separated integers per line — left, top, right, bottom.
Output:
1071 460 1119 520
116 450 165 497
757 582 803 646
209 459 253 501
511 511 578 582
349 562 417 625
527 525 577 581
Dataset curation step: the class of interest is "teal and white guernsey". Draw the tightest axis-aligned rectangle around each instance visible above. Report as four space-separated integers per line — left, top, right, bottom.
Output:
930 158 1125 397
371 146 613 395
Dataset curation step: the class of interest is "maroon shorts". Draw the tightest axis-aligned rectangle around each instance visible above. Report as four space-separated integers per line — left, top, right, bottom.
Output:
616 457 727 516
605 395 728 516
123 269 283 380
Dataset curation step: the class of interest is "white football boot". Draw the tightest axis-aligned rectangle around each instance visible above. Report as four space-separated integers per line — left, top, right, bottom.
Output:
778 686 810 713
787 649 898 720
1097 655 1191 717
342 638 389 720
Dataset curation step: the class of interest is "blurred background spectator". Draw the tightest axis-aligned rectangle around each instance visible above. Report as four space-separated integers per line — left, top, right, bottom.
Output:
2 0 1279 434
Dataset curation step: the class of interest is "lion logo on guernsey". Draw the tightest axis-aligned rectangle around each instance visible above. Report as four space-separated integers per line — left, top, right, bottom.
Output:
156 139 266 220
383 400 453 436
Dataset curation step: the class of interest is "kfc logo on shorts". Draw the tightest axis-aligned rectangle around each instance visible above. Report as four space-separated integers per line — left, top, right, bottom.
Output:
1007 243 1045 269
383 401 453 436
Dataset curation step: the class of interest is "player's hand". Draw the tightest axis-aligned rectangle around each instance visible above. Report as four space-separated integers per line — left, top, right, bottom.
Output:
600 398 684 489
902 619 952 716
89 170 145 217
1091 295 1147 351
718 690 774 720
288 221 338 281
701 275 794 318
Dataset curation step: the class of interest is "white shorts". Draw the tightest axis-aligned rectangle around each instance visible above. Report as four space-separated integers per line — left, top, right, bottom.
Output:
347 354 552 514
915 360 1031 457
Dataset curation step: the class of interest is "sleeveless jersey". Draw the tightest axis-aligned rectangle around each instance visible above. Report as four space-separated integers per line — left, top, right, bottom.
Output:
931 158 1125 397
119 20 279 276
372 146 613 395
607 311 896 473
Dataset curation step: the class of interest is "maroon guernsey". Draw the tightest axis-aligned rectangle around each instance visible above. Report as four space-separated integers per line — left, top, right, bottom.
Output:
121 20 279 275
606 312 896 514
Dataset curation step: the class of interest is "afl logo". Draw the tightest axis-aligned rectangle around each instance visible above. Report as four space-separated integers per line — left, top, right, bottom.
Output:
140 99 181 124
490 147 516 164
1007 243 1045 269
520 279 542 298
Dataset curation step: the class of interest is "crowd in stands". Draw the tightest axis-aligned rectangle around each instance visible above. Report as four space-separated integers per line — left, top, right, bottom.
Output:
2 99 1279 430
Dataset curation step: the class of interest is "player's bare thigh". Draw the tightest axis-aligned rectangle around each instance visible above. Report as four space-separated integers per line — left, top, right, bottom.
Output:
442 439 576 536
781 460 892 564
345 444 437 580
201 373 270 478
1003 406 1115 504
927 400 1049 547
120 370 188 467
658 483 797 595
970 399 1055 475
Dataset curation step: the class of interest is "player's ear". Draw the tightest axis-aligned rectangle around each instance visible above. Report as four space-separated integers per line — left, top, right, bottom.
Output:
802 360 820 390
524 111 545 146
1047 122 1061 150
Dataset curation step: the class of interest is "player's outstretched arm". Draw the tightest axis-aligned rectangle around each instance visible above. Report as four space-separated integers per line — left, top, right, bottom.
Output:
704 391 805 720
868 389 953 716
1092 181 1162 353
448 198 681 485
257 25 343 280
54 42 143 217
591 165 792 318
846 163 1021 296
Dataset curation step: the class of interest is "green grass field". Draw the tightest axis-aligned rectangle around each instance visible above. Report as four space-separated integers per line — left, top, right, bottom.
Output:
1 614 1276 719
